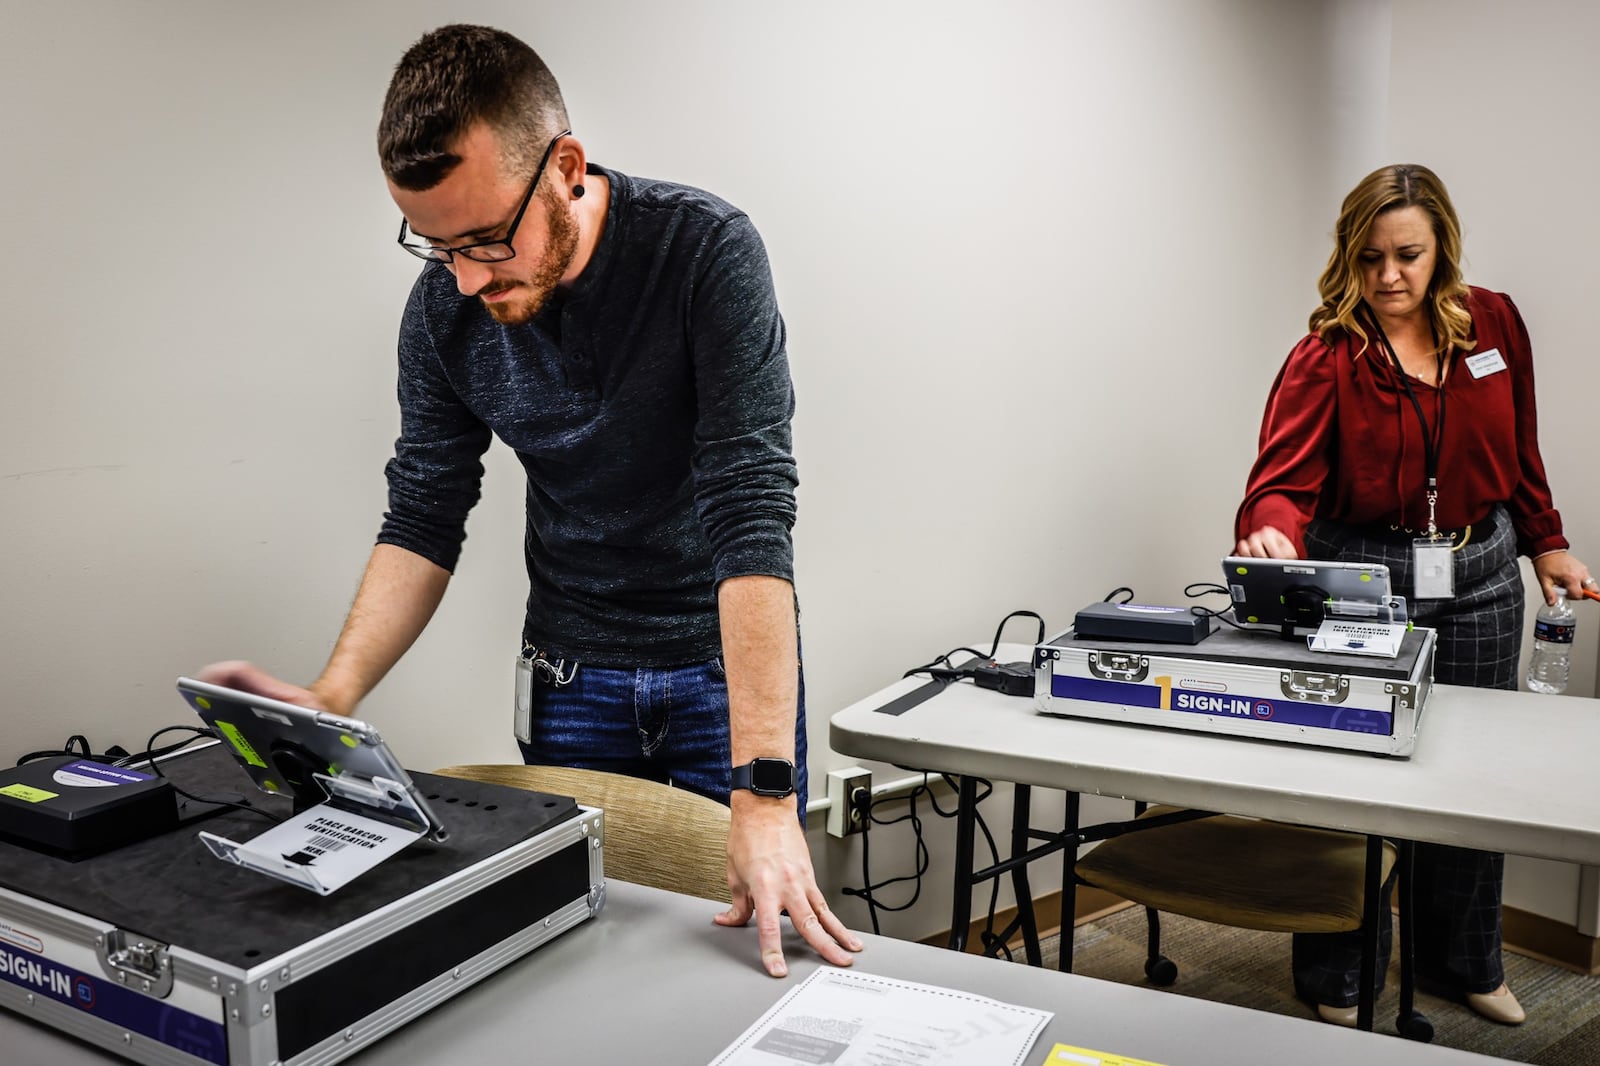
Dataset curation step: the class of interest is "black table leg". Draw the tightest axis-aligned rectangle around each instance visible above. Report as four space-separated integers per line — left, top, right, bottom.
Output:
1396 839 1434 1041
1358 834 1382 1032
1059 791 1080 972
947 775 978 952
1011 784 1042 966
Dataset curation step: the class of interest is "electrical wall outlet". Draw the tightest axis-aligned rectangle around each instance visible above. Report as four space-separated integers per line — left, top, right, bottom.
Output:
825 767 872 838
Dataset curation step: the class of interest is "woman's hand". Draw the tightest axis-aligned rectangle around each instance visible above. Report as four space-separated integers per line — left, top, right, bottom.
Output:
1234 525 1299 560
1532 551 1597 605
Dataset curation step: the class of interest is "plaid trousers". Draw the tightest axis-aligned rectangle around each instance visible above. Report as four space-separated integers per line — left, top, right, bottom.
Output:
1292 507 1521 1005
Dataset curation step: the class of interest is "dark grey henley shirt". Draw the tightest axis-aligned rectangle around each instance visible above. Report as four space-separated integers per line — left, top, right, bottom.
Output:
377 164 797 666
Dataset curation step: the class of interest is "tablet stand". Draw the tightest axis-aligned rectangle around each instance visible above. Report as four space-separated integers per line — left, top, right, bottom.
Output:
198 770 431 896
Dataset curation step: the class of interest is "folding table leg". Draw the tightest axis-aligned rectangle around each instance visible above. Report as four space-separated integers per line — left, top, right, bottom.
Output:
1011 784 1042 966
946 775 979 952
1395 839 1434 1042
1357 834 1382 1031
1058 791 1080 972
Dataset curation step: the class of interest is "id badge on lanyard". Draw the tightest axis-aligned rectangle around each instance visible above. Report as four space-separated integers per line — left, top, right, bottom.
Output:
1371 312 1454 600
1413 537 1454 599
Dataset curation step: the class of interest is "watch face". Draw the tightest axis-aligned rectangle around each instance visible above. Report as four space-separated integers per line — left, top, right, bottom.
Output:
748 758 795 796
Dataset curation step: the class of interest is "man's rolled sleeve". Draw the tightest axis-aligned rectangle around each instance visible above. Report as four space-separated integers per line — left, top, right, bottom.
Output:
687 215 798 585
376 281 492 573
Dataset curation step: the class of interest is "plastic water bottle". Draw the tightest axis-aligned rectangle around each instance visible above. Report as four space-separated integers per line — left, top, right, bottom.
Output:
1527 588 1576 695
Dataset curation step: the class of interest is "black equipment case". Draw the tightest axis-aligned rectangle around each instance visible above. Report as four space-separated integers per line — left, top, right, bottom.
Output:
0 744 604 1065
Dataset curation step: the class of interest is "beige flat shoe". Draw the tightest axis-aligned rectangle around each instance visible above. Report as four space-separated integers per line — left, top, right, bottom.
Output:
1466 987 1525 1026
1316 1003 1359 1028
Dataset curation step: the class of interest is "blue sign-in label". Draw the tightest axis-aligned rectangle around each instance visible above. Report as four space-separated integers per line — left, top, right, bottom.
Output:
1051 675 1393 735
0 942 228 1064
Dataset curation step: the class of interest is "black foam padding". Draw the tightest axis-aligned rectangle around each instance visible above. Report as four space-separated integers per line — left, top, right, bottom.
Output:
0 744 581 965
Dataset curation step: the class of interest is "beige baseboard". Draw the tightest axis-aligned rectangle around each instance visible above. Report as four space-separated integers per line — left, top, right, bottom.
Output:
923 892 1600 977
1503 904 1600 976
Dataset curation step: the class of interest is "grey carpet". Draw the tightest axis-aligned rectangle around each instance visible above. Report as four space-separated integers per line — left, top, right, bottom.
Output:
1033 906 1600 1064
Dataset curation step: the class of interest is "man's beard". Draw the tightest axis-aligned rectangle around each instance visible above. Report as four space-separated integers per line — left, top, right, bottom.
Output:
481 185 581 325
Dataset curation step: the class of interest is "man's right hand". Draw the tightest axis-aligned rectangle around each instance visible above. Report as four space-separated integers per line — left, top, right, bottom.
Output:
194 661 349 716
1233 525 1298 560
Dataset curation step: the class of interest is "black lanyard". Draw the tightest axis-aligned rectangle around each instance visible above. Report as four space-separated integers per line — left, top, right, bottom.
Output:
1364 307 1447 535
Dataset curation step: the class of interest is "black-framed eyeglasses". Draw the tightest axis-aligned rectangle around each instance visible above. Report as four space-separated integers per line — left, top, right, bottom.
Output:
397 129 571 263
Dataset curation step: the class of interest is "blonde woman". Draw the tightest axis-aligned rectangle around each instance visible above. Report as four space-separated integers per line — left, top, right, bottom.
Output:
1234 164 1593 1027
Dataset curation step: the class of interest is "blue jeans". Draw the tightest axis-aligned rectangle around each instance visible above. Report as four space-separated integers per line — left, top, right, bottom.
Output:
514 654 809 822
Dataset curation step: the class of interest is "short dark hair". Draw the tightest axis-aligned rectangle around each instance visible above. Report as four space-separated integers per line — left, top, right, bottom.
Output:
378 24 568 191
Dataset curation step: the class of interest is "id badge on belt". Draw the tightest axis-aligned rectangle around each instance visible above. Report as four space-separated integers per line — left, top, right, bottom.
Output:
514 653 535 744
514 646 577 744
1413 538 1454 599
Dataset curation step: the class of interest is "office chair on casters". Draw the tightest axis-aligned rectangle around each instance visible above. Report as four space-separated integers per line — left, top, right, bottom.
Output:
1069 804 1426 1039
432 764 733 903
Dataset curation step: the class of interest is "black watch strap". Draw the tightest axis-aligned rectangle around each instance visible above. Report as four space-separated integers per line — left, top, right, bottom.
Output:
731 757 797 798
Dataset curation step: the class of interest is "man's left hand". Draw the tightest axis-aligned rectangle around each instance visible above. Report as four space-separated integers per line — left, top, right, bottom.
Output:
714 794 863 977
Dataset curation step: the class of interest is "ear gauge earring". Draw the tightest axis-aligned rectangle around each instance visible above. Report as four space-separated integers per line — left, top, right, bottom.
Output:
572 184 586 200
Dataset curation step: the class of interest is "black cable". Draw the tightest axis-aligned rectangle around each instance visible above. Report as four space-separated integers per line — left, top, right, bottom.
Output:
841 772 1007 950
902 609 1048 684
16 735 129 765
1102 587 1135 604
902 647 987 680
135 726 280 822
1184 582 1249 632
866 609 1046 943
986 611 1046 657
842 783 933 934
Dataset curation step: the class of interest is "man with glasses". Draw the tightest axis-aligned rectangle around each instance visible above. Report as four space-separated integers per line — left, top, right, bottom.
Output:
201 24 859 977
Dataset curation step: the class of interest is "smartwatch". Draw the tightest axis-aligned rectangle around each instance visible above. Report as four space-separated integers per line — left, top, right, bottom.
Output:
731 757 798 798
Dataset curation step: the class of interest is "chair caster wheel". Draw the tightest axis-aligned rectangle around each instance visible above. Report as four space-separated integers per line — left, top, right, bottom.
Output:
1397 1010 1434 1042
1144 956 1178 986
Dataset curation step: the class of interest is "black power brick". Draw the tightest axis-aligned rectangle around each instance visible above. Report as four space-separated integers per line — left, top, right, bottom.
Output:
968 658 1035 697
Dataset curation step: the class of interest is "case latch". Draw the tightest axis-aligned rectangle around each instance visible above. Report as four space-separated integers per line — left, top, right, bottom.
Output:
1279 670 1350 704
97 930 174 999
1087 652 1149 683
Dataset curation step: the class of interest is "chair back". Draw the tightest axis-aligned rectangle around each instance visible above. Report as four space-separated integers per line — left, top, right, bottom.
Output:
432 764 731 903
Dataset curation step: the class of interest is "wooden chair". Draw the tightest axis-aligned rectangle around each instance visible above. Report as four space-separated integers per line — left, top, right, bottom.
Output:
1070 805 1406 1028
432 764 732 903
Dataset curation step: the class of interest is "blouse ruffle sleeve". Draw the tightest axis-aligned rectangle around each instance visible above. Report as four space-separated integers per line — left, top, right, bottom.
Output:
1234 334 1341 558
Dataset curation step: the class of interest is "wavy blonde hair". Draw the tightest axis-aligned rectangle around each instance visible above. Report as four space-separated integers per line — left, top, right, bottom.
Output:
1310 164 1474 356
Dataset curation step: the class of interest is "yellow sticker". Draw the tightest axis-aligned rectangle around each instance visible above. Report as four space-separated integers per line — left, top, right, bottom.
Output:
263 780 280 793
1235 566 1248 575
339 734 359 748
196 696 211 710
1246 615 1259 623
1360 573 1372 582
214 720 267 768
1043 1043 1167 1066
0 783 59 803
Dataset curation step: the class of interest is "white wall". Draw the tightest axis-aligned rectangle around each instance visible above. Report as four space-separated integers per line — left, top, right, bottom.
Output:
2 1 1593 943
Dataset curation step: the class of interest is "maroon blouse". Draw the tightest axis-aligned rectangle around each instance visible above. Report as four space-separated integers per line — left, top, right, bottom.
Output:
1235 287 1567 558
